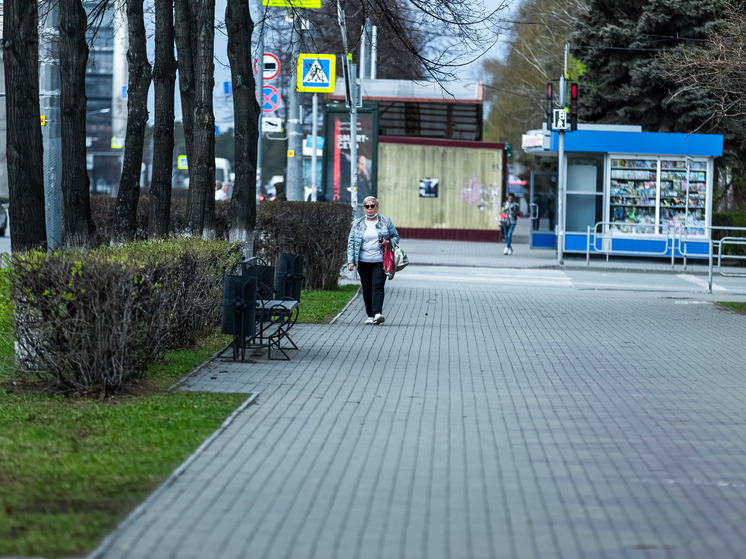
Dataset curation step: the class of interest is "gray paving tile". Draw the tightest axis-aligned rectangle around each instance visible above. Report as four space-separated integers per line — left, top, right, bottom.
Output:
91 258 746 559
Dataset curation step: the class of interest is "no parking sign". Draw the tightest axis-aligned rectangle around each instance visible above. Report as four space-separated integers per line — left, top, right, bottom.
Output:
261 85 282 113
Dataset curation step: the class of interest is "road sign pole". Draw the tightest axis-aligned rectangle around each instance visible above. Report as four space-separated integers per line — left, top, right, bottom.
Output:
557 41 570 265
255 0 265 199
311 93 318 201
286 16 304 201
349 59 358 213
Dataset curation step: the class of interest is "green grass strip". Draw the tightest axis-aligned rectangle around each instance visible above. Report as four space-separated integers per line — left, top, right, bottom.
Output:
0 341 245 558
0 391 246 557
299 284 358 323
720 301 746 313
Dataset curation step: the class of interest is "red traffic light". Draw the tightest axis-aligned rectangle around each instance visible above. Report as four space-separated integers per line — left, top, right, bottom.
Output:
569 83 578 131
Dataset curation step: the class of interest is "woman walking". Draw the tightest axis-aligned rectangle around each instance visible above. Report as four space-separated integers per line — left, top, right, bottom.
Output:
347 196 399 325
501 192 520 255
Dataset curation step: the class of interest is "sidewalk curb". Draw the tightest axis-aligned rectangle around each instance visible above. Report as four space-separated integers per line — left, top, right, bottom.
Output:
330 286 361 325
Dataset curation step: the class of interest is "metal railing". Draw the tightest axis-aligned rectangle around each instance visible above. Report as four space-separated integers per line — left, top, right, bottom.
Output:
703 227 746 293
585 222 677 266
585 222 746 293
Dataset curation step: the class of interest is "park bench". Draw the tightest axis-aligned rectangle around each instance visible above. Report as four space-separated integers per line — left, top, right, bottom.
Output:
221 254 304 361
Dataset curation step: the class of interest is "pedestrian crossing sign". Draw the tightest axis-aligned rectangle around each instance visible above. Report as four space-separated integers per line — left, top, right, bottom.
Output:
297 54 336 93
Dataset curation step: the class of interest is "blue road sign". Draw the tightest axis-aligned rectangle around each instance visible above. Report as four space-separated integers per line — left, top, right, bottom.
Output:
297 54 336 93
262 85 282 113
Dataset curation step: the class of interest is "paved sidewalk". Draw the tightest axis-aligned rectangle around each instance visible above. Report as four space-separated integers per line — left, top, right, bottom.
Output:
400 219 713 274
91 238 746 559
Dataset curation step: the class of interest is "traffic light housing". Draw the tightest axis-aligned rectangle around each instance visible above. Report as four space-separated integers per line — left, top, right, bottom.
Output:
569 82 578 131
546 82 553 130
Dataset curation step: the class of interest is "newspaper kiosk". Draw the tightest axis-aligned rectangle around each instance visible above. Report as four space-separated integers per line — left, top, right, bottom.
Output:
523 125 724 258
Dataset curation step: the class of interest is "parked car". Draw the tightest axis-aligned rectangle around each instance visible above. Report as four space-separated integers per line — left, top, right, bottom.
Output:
0 204 7 237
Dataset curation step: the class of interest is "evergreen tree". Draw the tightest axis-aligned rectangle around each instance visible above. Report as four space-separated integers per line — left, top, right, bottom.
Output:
572 0 718 132
661 0 746 209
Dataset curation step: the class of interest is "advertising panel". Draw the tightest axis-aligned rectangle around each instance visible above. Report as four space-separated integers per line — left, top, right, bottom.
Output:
322 106 378 205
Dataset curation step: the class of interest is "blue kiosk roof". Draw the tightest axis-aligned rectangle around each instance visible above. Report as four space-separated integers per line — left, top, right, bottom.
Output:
549 130 723 157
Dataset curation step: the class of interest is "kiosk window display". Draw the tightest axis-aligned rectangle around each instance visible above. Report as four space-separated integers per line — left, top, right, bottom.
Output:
522 124 723 258
609 157 708 236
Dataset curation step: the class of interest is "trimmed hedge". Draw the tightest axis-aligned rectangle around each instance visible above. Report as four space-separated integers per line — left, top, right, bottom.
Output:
90 197 353 290
255 201 353 290
6 238 240 393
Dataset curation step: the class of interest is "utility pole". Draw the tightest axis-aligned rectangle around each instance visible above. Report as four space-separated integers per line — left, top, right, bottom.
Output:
40 4 62 249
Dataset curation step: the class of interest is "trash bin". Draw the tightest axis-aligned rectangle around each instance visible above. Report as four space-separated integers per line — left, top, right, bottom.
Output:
221 275 257 337
276 253 304 301
241 258 275 300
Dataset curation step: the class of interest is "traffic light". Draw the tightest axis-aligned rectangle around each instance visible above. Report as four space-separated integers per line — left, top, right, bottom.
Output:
569 82 578 131
546 82 553 130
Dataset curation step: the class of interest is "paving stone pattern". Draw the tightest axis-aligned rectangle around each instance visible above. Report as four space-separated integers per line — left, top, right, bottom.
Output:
93 272 746 559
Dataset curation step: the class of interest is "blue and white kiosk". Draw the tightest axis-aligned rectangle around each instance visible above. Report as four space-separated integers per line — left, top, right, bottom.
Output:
522 124 724 259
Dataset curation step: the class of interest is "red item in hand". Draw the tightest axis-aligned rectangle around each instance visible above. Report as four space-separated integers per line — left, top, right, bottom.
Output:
383 243 395 276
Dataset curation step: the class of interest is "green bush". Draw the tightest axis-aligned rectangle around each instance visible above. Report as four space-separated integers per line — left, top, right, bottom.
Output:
6 238 240 393
89 197 352 288
0 268 14 380
255 201 353 290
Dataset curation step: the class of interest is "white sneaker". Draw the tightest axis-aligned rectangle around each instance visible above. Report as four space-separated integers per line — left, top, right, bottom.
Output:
503 247 509 255
373 313 385 325
365 316 375 324
508 247 513 255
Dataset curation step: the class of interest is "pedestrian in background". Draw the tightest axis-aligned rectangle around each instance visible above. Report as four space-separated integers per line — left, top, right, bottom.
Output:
347 196 399 325
215 181 227 201
502 192 520 255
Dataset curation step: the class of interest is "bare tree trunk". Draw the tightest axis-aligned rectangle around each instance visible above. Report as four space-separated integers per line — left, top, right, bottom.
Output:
114 0 152 242
3 0 47 251
59 0 95 246
149 0 177 238
186 0 216 237
174 0 196 233
226 0 259 249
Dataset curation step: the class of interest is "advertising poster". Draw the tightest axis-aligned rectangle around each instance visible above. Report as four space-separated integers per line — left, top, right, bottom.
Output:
419 178 439 198
324 111 376 204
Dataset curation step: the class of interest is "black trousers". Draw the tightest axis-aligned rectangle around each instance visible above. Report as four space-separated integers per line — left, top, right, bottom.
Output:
358 261 387 317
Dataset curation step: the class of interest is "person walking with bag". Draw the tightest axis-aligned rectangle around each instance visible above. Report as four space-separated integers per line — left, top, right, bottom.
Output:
501 192 520 255
347 196 399 325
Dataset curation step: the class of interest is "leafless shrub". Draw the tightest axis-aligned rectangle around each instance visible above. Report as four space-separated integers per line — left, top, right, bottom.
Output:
6 238 239 394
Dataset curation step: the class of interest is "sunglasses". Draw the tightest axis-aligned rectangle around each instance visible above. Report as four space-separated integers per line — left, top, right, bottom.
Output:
364 204 377 209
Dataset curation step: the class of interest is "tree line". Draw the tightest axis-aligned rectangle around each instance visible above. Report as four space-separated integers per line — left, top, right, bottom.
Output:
483 0 746 210
3 0 507 253
3 0 259 252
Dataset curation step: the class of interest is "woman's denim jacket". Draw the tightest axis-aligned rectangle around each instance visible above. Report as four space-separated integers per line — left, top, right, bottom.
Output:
347 215 400 267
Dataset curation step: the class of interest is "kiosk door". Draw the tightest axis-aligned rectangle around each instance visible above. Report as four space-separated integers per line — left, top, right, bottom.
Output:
529 171 558 249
